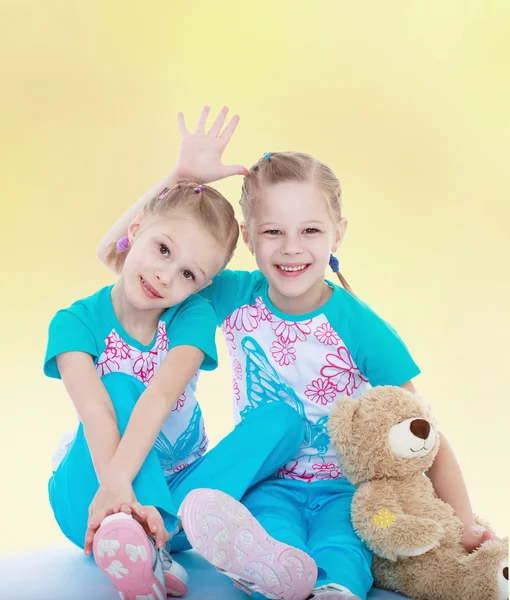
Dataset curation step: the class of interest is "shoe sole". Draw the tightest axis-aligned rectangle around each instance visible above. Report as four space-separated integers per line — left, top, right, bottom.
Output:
93 514 166 600
180 488 318 600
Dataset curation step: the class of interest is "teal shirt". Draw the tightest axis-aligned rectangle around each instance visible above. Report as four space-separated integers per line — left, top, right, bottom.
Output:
201 269 420 483
45 285 218 476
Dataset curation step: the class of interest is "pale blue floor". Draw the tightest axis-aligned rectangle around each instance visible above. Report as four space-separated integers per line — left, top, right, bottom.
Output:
0 544 411 600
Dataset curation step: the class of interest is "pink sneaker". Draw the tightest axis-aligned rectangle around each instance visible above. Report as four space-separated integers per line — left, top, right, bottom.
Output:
180 488 318 600
93 512 188 599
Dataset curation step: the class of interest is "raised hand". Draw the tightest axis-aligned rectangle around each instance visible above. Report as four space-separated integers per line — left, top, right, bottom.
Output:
173 105 248 184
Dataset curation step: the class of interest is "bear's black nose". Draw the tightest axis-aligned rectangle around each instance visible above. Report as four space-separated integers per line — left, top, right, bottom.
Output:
410 419 430 440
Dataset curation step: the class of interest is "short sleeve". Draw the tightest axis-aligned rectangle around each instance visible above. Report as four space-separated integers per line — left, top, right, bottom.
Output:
168 295 219 371
198 269 260 324
44 310 100 379
355 305 420 387
328 290 421 388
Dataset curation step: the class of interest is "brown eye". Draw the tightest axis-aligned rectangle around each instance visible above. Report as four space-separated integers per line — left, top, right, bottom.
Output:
182 270 196 282
159 244 170 257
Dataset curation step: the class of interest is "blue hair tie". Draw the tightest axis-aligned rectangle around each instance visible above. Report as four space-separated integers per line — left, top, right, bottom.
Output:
263 152 273 161
329 254 340 273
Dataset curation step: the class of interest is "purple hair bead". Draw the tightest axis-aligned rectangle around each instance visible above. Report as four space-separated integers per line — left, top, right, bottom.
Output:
158 187 171 199
116 236 130 252
194 185 204 194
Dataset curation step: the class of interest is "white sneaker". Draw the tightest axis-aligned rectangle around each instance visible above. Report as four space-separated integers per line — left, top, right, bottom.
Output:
93 512 188 599
308 583 361 599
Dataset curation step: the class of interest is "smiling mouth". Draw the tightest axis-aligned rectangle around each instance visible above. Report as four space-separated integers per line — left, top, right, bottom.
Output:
140 276 163 299
410 444 428 453
275 264 310 276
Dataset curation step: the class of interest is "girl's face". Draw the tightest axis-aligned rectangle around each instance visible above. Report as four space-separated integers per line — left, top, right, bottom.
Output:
242 181 346 312
121 212 224 311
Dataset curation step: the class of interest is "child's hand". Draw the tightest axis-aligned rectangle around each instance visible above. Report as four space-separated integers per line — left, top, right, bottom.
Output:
173 105 248 184
462 523 492 553
130 503 170 549
84 480 136 556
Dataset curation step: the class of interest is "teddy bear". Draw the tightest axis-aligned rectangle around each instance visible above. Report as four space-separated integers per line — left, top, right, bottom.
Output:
328 385 508 600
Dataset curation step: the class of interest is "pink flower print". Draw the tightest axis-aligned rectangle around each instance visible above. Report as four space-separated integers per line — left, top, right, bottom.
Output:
105 331 130 361
255 296 271 322
272 319 312 344
228 304 259 332
314 323 340 346
96 356 120 376
304 378 337 406
172 463 189 474
277 460 314 483
172 391 186 412
233 359 243 381
270 339 296 366
320 346 368 396
221 322 236 354
132 350 158 383
312 462 343 480
155 323 169 351
197 426 208 457
233 379 241 405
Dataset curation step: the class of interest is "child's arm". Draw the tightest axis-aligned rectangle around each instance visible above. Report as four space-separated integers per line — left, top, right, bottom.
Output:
104 345 204 484
97 105 247 270
57 352 121 483
401 380 491 552
84 345 206 552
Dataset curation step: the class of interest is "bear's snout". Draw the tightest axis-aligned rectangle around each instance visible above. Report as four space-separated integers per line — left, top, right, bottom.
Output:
410 419 430 440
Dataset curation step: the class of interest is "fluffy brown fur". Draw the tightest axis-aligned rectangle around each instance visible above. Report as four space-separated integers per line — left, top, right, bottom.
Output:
329 386 508 600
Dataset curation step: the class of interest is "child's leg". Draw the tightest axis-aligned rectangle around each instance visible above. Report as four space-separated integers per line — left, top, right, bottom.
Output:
242 479 309 552
169 401 305 510
48 372 179 549
307 481 373 600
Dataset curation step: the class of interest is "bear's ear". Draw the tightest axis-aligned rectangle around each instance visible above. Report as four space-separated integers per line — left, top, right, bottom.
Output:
328 397 359 455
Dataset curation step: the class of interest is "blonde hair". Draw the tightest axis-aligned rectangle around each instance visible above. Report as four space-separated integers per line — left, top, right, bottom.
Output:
240 152 353 294
107 183 239 275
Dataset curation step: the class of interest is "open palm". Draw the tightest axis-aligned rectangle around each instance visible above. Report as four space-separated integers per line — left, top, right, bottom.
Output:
174 105 248 184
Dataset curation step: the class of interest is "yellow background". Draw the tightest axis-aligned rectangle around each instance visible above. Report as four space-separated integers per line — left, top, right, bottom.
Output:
1 2 508 554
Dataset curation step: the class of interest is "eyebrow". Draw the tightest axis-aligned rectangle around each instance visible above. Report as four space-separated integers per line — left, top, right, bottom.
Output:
160 233 206 280
258 221 327 228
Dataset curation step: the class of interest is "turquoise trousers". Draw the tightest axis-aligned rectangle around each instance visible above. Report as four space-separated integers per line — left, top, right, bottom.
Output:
48 372 305 552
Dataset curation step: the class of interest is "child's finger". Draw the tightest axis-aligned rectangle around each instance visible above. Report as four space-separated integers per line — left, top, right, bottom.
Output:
156 522 168 548
208 105 229 137
177 112 189 137
120 503 132 515
219 114 241 144
194 105 210 134
84 528 95 556
131 502 147 520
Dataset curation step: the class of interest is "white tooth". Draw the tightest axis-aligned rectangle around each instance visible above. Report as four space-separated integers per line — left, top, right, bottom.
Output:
279 265 306 272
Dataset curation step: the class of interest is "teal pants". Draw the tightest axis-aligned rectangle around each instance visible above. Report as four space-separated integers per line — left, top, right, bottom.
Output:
48 373 305 552
242 478 374 600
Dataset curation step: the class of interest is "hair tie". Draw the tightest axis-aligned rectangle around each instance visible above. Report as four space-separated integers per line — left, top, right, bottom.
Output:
329 254 340 273
158 187 171 200
116 236 130 252
263 152 273 161
194 185 204 194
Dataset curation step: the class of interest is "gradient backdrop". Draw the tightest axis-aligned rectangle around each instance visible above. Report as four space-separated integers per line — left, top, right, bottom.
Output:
1 2 509 554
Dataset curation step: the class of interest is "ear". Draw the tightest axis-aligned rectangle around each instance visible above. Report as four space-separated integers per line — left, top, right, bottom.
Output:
332 217 348 252
328 396 358 454
128 211 144 243
240 222 254 254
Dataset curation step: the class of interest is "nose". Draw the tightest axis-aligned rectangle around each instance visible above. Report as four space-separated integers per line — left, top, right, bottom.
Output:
154 269 171 287
410 419 430 440
281 233 303 255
